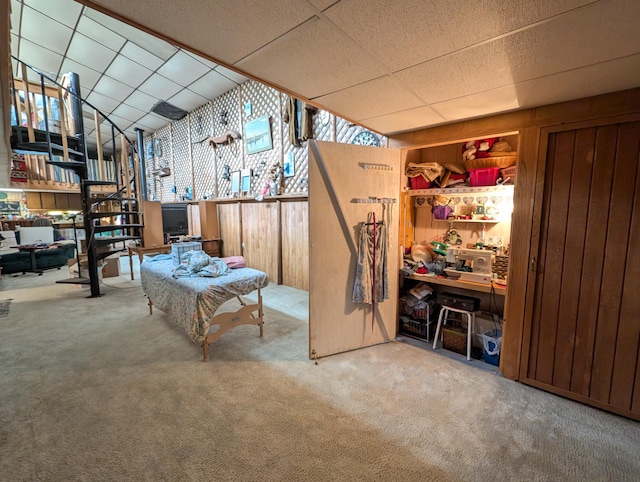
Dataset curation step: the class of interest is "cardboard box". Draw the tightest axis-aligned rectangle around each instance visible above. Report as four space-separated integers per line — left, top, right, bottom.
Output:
101 255 120 278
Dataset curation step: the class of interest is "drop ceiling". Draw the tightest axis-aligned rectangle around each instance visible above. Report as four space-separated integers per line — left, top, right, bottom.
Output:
10 0 640 146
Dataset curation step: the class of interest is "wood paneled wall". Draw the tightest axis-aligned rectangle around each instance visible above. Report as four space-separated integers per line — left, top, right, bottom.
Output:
241 202 280 283
281 201 309 290
218 203 242 257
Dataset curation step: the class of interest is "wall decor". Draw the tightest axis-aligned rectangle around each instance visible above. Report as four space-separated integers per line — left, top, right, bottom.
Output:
284 152 295 178
241 168 253 194
230 170 241 195
244 115 273 155
244 102 252 117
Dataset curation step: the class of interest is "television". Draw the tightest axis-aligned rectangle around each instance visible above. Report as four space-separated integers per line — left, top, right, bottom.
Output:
161 204 189 237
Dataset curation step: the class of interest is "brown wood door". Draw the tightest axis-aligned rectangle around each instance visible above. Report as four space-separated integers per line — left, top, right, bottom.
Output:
281 201 309 291
241 202 280 282
522 119 640 420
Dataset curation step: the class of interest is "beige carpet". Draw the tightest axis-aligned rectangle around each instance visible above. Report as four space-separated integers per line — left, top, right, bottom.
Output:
0 260 639 481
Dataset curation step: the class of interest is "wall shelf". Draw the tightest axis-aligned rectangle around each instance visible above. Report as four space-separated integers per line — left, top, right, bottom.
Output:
435 219 500 224
404 185 514 196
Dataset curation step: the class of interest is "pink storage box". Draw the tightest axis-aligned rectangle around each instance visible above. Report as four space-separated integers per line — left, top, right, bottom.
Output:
469 167 500 187
409 176 431 189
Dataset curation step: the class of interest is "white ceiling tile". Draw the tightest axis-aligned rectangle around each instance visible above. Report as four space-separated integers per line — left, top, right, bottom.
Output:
157 51 211 86
432 54 640 122
359 105 447 135
23 0 82 28
102 114 132 132
314 76 424 121
20 5 74 56
111 103 146 123
215 65 249 85
92 76 135 103
120 42 165 71
122 89 157 112
236 17 387 98
105 55 152 89
325 0 596 72
167 89 208 112
188 70 237 99
83 9 178 60
186 51 218 70
59 59 102 92
76 15 127 52
86 91 120 114
138 73 182 99
66 32 118 73
17 37 63 80
11 33 19 57
137 113 169 131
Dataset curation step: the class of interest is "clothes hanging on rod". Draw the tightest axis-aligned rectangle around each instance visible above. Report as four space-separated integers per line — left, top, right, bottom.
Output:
352 211 389 328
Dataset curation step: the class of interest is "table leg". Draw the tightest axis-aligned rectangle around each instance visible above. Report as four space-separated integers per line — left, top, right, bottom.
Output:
128 247 134 280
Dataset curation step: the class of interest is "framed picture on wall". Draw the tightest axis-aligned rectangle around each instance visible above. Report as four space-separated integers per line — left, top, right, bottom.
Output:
244 115 273 155
241 168 253 194
284 152 295 178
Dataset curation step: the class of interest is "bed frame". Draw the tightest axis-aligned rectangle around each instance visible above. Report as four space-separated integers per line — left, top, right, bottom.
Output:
147 288 264 361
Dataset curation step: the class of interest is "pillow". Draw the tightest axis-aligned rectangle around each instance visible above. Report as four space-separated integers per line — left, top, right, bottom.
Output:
221 256 246 269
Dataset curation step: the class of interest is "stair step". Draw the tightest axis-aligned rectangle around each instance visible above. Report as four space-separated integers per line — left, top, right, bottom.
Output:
93 224 143 233
84 180 117 186
89 211 139 218
46 160 87 175
56 277 91 285
96 249 126 261
90 197 138 203
15 142 85 160
93 235 139 246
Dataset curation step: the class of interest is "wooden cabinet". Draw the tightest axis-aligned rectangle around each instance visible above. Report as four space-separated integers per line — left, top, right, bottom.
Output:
40 192 56 210
26 192 42 209
201 238 222 258
140 201 164 247
54 193 70 210
68 193 82 211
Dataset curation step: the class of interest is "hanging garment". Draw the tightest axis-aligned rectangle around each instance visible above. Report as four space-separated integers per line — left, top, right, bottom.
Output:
283 97 317 145
352 212 388 305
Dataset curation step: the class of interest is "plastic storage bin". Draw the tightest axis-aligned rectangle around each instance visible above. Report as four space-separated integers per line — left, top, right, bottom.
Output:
171 241 202 266
469 167 500 187
482 328 502 366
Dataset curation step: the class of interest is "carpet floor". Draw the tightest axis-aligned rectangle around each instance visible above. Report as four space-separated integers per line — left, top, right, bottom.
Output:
0 260 639 481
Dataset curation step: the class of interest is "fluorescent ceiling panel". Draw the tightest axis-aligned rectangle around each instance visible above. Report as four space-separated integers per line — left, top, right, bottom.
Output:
138 73 182 99
19 6 74 56
23 0 83 28
76 15 127 52
187 70 237 99
66 32 118 73
105 55 152 89
158 51 210 87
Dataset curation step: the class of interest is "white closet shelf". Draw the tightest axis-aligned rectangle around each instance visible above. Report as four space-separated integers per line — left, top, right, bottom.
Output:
404 185 514 196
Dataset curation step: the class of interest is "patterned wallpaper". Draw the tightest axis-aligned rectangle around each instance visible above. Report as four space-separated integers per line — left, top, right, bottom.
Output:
142 81 387 201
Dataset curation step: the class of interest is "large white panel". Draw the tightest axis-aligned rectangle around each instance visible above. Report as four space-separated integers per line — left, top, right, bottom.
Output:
138 73 182 99
10 1 21 32
17 38 63 79
105 55 153 89
20 6 74 56
76 15 127 52
122 89 157 112
236 17 387 98
188 70 237 99
314 75 424 121
23 0 82 28
120 42 165 71
137 113 169 130
215 65 249 85
102 114 132 132
86 91 120 114
167 89 208 112
397 0 640 104
157 51 210 86
66 32 118 73
325 0 596 72
92 75 136 103
10 33 19 58
358 105 446 135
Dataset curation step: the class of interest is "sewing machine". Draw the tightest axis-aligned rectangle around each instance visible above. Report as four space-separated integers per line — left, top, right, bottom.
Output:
444 248 493 284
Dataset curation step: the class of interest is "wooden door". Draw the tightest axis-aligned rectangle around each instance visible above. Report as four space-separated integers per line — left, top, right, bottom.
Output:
241 202 280 282
281 200 309 290
218 203 242 257
309 141 401 359
521 119 640 420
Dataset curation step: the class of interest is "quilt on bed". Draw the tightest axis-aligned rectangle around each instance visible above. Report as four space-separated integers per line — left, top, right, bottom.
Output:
140 258 268 343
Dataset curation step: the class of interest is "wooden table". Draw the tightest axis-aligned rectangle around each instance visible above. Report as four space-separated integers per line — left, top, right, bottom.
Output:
128 245 171 280
406 273 507 296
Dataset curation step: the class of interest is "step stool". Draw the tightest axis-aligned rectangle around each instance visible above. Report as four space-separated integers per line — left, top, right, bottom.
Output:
432 305 476 361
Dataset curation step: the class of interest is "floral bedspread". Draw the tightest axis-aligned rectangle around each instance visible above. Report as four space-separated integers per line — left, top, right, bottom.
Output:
140 258 268 343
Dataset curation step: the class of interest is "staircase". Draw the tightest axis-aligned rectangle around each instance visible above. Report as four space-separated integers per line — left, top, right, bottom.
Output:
9 58 145 297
